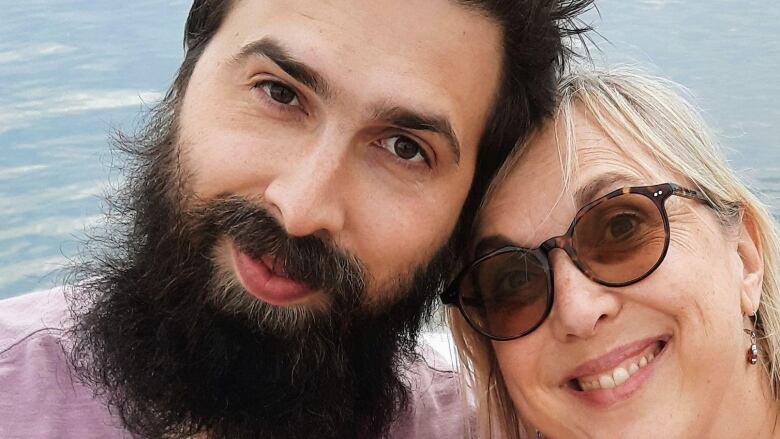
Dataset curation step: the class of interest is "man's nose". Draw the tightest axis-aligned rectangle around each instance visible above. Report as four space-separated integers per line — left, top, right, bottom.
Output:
263 134 348 239
547 250 621 342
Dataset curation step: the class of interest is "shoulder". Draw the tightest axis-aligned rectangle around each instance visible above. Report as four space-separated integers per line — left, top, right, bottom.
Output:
0 287 70 355
0 288 132 438
406 333 459 402
390 332 475 439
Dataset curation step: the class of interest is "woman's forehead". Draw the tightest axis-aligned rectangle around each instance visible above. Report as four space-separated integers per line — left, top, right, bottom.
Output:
509 106 671 196
476 108 670 241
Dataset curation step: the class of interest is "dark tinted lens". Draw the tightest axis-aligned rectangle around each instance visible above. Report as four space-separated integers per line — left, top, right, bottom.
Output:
573 193 667 284
459 250 549 338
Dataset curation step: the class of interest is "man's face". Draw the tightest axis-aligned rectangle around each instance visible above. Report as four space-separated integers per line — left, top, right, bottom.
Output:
67 3 504 437
178 0 503 309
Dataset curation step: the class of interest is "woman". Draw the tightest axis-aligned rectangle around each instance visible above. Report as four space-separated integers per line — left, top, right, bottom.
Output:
444 67 780 438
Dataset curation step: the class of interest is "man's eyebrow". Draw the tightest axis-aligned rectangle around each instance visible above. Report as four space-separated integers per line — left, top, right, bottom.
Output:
370 106 461 164
231 37 332 99
574 171 643 207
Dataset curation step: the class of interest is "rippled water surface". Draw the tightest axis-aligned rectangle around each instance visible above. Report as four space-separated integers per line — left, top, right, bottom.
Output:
1 0 777 298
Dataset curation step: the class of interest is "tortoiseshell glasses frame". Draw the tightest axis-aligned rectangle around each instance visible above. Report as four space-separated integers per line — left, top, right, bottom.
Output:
441 183 713 341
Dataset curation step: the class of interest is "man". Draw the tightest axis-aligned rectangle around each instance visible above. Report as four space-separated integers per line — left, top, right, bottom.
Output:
0 0 591 438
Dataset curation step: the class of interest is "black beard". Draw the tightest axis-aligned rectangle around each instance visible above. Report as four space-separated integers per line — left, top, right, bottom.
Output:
65 102 456 439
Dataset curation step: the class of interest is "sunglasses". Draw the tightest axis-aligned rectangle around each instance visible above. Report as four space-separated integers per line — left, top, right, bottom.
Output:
441 183 713 341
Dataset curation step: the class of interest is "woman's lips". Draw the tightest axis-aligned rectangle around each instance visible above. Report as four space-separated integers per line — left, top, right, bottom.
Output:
230 243 315 305
563 336 670 407
575 342 661 390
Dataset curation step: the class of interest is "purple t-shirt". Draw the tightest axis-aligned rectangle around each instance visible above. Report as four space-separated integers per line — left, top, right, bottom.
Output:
0 289 472 438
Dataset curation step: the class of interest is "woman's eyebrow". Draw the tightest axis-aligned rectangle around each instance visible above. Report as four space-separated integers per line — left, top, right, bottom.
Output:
574 171 643 207
472 234 515 258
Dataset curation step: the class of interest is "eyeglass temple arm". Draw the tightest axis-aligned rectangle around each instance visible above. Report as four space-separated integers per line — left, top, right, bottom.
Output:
669 183 714 207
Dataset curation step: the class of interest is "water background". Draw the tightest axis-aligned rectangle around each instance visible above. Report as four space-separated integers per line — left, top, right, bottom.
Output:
1 0 778 298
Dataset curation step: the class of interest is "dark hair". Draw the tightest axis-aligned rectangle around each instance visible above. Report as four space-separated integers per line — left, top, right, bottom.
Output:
453 0 595 249
175 0 594 247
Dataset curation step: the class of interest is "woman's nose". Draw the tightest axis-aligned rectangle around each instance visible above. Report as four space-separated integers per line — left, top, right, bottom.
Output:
546 249 622 342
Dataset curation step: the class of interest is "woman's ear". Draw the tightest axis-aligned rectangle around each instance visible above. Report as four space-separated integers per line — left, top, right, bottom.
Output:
738 210 764 316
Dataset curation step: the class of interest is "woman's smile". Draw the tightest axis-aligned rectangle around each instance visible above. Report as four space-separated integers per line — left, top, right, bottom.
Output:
563 336 670 407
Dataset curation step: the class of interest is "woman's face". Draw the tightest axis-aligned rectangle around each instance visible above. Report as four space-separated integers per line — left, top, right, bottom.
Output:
476 108 764 437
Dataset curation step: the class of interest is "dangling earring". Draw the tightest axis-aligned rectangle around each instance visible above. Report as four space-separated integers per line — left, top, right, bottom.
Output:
536 430 543 439
745 313 758 365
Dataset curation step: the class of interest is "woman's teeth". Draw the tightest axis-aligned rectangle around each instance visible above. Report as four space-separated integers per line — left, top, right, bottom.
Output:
577 346 660 391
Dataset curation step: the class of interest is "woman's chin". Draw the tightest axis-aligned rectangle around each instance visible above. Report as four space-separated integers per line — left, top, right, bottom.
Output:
534 339 679 437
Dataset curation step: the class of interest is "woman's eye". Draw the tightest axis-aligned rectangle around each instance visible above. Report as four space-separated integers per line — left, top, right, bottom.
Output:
481 269 541 307
606 214 639 240
502 271 529 290
495 270 534 293
379 136 426 163
259 81 300 106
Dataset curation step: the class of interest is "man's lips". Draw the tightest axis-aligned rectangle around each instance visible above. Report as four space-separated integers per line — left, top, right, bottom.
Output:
230 243 315 305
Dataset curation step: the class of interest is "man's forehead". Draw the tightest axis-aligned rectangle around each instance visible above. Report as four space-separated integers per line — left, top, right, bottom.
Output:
250 0 498 40
206 0 504 158
216 0 502 69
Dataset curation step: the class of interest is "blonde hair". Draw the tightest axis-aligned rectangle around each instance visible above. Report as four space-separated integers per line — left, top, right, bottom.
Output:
447 65 780 438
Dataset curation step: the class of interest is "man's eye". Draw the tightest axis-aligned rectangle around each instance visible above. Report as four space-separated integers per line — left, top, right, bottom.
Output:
379 136 426 163
258 81 300 106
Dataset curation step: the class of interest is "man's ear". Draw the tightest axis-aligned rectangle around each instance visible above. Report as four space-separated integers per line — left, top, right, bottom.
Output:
738 210 765 316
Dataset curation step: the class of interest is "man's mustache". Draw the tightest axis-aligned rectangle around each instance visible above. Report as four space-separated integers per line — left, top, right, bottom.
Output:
190 195 366 297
